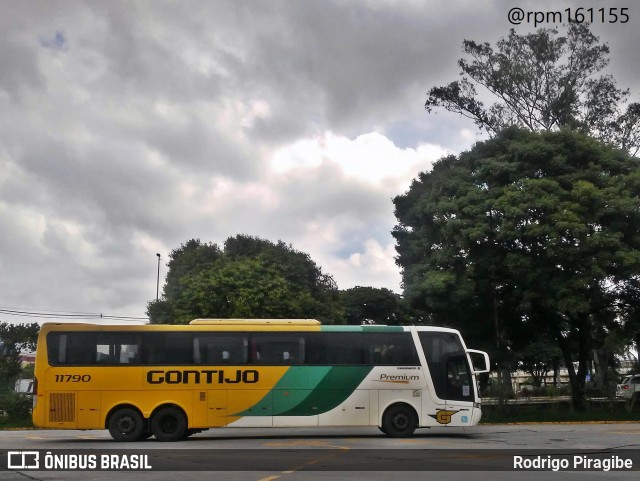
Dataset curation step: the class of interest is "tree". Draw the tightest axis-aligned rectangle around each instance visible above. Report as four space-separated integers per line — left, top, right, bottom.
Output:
340 286 409 325
162 239 222 303
616 275 640 363
147 235 344 324
426 23 640 155
393 128 640 409
514 338 563 388
0 322 39 389
148 239 222 324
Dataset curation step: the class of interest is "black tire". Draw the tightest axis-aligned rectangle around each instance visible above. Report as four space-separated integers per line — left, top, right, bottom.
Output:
108 408 145 442
150 407 188 442
382 404 417 438
378 426 388 435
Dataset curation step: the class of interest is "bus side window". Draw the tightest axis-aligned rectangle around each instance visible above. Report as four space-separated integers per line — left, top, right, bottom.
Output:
301 332 364 365
317 333 364 365
364 332 419 366
194 333 248 365
251 335 304 365
120 344 140 364
302 333 326 364
96 350 112 364
47 333 61 364
65 333 96 365
141 332 192 365
94 333 141 365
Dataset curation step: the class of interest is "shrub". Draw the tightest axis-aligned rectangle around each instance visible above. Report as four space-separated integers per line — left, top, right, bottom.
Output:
0 390 33 423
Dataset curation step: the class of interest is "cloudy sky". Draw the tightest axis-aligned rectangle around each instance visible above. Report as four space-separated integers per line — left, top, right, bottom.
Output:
1 0 638 324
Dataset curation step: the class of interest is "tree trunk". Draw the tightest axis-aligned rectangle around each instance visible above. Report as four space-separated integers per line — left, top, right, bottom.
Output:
553 359 560 386
557 331 588 411
593 349 609 391
492 284 513 397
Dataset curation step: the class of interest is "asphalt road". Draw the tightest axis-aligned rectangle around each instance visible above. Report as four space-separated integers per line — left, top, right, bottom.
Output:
1 424 639 481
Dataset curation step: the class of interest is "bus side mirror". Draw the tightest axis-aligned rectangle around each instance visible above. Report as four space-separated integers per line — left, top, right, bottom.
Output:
466 349 490 374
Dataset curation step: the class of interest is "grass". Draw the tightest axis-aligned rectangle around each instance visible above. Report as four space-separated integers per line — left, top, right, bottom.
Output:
0 418 34 429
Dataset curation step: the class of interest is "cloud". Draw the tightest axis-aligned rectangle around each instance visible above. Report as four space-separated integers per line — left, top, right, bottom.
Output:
0 0 637 321
271 131 448 191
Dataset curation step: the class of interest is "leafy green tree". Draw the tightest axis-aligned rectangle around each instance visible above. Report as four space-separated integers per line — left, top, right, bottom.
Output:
148 239 221 323
147 235 343 324
0 322 39 389
617 276 640 362
340 286 410 325
393 128 640 409
163 238 223 302
514 338 563 388
426 23 640 155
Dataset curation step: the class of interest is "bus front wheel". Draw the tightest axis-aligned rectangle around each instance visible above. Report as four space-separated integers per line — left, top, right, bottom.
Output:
108 408 144 442
382 404 417 438
150 407 188 442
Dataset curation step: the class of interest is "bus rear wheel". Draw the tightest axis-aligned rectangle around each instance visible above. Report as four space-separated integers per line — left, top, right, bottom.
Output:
108 408 144 442
151 407 188 442
382 404 417 438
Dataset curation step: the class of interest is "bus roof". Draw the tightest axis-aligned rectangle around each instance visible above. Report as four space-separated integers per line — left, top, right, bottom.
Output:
189 319 321 326
37 321 461 335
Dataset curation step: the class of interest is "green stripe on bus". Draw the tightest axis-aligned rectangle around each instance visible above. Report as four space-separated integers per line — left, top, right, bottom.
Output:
320 326 363 332
272 366 332 415
235 365 373 417
277 366 373 416
320 326 404 332
362 325 404 332
235 366 331 416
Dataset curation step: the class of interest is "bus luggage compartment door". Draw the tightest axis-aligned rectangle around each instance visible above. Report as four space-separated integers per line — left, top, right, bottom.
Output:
77 391 101 428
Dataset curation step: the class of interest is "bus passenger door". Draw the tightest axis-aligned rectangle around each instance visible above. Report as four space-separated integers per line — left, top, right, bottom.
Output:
416 330 474 427
443 354 475 426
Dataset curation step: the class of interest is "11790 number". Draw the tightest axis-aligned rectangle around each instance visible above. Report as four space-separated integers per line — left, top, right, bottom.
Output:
54 374 91 382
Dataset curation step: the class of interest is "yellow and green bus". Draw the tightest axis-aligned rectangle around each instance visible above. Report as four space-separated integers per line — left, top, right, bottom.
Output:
32 319 490 442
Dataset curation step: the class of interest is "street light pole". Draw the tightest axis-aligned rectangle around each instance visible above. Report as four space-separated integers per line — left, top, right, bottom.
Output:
156 253 161 301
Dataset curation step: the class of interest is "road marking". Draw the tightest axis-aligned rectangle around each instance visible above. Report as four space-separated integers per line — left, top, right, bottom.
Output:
263 439 351 449
398 438 466 446
256 445 351 481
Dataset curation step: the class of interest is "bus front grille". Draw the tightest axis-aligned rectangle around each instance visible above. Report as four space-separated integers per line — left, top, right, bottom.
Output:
49 393 75 422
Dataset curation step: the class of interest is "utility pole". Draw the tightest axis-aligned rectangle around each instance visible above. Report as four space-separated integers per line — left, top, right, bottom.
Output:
156 253 161 301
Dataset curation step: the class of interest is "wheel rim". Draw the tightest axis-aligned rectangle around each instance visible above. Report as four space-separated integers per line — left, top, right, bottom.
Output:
393 413 410 431
117 416 136 434
160 416 178 434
